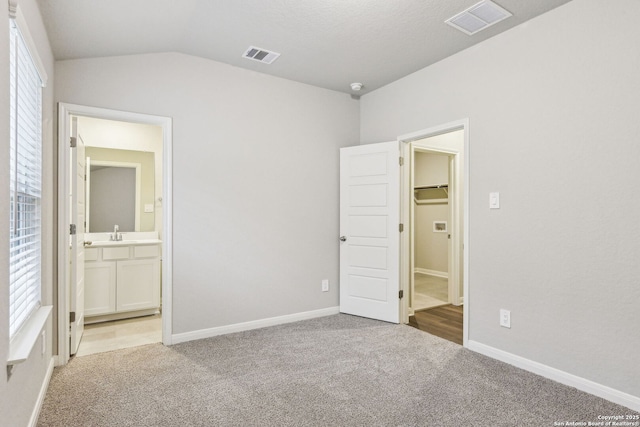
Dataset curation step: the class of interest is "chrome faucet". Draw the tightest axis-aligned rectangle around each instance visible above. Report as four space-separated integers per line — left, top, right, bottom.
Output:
110 224 121 241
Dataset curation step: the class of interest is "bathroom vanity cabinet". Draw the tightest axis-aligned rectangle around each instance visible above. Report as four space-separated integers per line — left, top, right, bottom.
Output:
84 242 161 322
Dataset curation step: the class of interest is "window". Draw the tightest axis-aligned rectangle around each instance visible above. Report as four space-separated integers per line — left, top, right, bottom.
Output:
9 18 43 338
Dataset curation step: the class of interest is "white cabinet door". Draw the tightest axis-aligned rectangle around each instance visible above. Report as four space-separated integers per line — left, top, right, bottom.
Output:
116 259 161 312
339 141 400 323
84 261 117 316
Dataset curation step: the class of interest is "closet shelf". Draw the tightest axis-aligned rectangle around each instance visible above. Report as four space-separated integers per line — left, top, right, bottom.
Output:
414 184 448 205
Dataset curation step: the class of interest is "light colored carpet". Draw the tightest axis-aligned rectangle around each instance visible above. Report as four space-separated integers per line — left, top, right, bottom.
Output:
39 314 635 426
414 273 448 310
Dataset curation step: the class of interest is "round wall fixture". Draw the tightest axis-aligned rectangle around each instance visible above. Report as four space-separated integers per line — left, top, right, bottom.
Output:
350 82 363 91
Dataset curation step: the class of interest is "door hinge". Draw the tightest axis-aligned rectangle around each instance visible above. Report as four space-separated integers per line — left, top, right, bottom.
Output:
70 224 76 235
69 311 76 323
399 223 404 233
70 136 77 148
399 156 404 166
399 290 404 299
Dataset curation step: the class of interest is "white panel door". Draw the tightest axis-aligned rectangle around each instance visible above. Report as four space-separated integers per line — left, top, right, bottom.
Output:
339 141 400 323
70 117 86 355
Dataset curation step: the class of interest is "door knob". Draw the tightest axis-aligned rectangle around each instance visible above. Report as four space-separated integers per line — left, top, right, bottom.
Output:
339 236 347 242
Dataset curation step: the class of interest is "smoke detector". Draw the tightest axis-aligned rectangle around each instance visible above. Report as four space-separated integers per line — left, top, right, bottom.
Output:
446 0 512 35
243 46 280 64
350 82 363 91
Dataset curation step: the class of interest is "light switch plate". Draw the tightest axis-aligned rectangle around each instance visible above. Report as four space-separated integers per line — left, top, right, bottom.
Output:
489 192 500 209
500 309 511 328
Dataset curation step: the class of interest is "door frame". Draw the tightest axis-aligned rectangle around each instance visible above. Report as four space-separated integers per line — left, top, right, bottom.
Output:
398 119 470 346
56 103 173 365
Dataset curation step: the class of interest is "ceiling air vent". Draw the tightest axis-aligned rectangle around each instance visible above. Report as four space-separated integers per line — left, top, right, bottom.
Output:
243 46 280 64
446 0 512 35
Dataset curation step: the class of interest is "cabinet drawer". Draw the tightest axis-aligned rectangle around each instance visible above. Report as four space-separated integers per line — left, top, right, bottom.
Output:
85 248 99 261
134 245 160 258
103 246 130 260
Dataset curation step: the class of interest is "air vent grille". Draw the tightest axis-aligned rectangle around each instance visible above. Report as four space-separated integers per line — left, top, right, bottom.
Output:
446 0 512 35
243 46 280 64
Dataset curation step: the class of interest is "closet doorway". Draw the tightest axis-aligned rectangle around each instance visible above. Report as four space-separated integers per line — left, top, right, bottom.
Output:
412 150 452 310
399 123 467 345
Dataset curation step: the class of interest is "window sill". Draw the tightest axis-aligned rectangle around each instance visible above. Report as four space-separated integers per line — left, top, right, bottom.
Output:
7 306 52 366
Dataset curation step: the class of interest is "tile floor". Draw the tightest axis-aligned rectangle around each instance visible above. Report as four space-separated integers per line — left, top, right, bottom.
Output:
75 314 162 357
413 273 448 311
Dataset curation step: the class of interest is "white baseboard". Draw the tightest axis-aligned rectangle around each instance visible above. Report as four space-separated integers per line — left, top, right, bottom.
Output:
172 306 340 344
28 356 55 427
467 340 640 412
414 268 448 279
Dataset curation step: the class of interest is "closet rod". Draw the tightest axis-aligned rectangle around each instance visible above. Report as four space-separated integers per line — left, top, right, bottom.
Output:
414 184 449 190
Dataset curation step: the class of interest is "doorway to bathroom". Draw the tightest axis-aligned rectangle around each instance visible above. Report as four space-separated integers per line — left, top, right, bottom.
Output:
57 104 173 364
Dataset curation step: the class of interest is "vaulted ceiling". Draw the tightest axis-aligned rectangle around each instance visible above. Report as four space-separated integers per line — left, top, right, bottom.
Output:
37 0 572 94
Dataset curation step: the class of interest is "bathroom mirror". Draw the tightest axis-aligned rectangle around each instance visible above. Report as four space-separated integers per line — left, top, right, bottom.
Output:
87 160 141 232
84 147 156 233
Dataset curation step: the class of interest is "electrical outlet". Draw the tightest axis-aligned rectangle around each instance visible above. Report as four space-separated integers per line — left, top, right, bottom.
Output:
500 309 511 328
321 279 329 292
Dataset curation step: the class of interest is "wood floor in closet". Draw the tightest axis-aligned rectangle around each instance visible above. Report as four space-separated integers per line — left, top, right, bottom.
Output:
408 304 463 345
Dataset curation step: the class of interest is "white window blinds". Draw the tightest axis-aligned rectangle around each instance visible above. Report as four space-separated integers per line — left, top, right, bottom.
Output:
9 19 43 338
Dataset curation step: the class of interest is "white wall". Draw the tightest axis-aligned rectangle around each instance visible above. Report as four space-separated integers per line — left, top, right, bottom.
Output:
361 0 640 400
55 52 360 334
1 0 55 425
